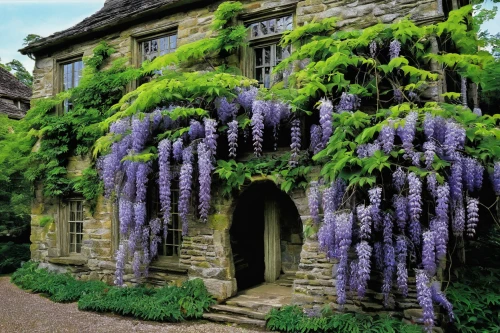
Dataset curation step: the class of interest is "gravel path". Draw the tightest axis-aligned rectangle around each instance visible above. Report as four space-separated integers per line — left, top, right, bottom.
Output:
0 277 267 333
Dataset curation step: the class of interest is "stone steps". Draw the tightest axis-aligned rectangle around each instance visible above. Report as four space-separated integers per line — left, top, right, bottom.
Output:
202 313 267 327
210 304 267 320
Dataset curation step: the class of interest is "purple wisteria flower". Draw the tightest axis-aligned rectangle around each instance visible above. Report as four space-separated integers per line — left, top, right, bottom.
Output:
369 187 382 230
492 162 500 195
466 196 479 238
318 210 337 259
119 197 134 235
349 261 359 294
173 138 183 163
462 157 484 193
310 124 323 155
319 98 334 146
393 87 404 104
335 212 353 306
251 101 265 157
149 218 161 258
378 123 395 154
337 92 360 113
393 167 406 192
423 141 436 170
374 241 384 271
382 212 393 244
308 181 321 224
395 236 408 297
444 122 465 159
408 172 423 245
189 120 205 141
423 113 435 140
203 118 218 157
416 270 434 332
179 146 193 236
393 195 408 232
198 142 213 223
236 86 258 112
398 111 418 164
431 282 455 322
389 39 401 59
357 142 381 158
473 107 482 116
450 159 463 202
135 162 151 203
452 200 465 237
357 205 372 240
427 173 438 197
123 161 138 201
355 241 372 298
131 114 150 153
382 242 395 307
434 183 450 259
290 119 301 167
114 244 126 286
216 97 239 123
158 139 172 233
227 120 239 158
422 231 436 276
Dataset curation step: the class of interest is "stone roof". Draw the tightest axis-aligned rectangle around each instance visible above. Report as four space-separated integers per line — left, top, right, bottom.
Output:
19 0 188 55
0 67 32 101
0 67 31 119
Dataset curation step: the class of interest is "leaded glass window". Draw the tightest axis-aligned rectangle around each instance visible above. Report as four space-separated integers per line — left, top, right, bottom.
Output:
68 200 84 254
62 60 83 112
254 44 291 88
250 15 293 39
140 34 177 63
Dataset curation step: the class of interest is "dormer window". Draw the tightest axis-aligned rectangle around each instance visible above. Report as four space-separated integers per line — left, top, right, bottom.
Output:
60 58 83 112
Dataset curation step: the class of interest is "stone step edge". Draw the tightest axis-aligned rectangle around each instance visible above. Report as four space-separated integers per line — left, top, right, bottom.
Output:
210 304 267 320
225 299 283 311
202 313 267 327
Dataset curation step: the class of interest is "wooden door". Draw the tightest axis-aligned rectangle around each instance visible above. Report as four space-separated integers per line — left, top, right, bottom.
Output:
264 198 281 282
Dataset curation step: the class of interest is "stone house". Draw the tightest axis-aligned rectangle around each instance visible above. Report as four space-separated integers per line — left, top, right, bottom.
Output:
20 0 465 326
0 67 31 120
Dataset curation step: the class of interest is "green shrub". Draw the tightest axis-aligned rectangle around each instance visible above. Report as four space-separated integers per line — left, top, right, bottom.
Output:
266 305 421 333
0 242 30 274
78 279 215 322
12 262 215 322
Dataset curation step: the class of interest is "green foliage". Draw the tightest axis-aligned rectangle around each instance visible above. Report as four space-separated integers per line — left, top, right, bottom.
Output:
11 262 215 322
39 216 54 228
447 225 500 332
266 305 421 333
78 278 215 322
0 59 33 87
215 154 311 195
70 167 103 214
0 243 30 274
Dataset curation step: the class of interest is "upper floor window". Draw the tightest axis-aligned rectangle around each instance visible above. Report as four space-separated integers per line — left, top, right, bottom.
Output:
61 59 83 112
249 15 293 40
140 34 177 63
247 15 293 88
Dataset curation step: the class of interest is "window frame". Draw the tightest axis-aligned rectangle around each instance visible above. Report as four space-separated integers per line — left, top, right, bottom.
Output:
57 197 86 257
53 53 84 115
239 8 296 87
131 25 179 68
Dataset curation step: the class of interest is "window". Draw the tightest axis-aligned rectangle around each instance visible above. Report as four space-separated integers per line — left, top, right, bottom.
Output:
149 179 183 261
158 180 182 258
68 200 84 254
140 34 177 63
247 15 293 88
61 59 83 112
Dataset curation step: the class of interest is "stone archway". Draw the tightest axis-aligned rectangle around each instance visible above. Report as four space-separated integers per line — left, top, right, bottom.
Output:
229 180 303 291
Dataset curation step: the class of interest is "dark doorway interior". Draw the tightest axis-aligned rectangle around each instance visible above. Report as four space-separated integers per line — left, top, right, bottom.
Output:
230 181 302 291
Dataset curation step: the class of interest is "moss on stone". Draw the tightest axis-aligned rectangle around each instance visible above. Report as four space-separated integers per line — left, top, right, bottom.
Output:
208 214 230 231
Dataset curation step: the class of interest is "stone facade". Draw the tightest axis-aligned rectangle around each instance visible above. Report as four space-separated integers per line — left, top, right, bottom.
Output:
28 0 453 325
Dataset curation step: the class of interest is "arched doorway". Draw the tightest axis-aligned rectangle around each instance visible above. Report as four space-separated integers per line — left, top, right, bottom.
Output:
230 180 302 291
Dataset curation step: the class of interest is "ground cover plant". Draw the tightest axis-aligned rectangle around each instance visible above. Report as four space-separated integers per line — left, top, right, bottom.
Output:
266 305 421 333
11 262 215 321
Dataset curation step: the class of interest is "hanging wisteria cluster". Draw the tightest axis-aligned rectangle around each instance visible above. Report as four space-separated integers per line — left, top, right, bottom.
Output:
100 87 300 284
311 109 498 332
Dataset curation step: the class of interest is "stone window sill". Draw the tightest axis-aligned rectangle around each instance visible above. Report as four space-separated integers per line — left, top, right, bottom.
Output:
149 257 188 274
48 256 87 266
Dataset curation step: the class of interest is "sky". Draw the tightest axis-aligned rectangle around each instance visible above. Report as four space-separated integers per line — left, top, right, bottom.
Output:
0 0 105 72
0 0 499 73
